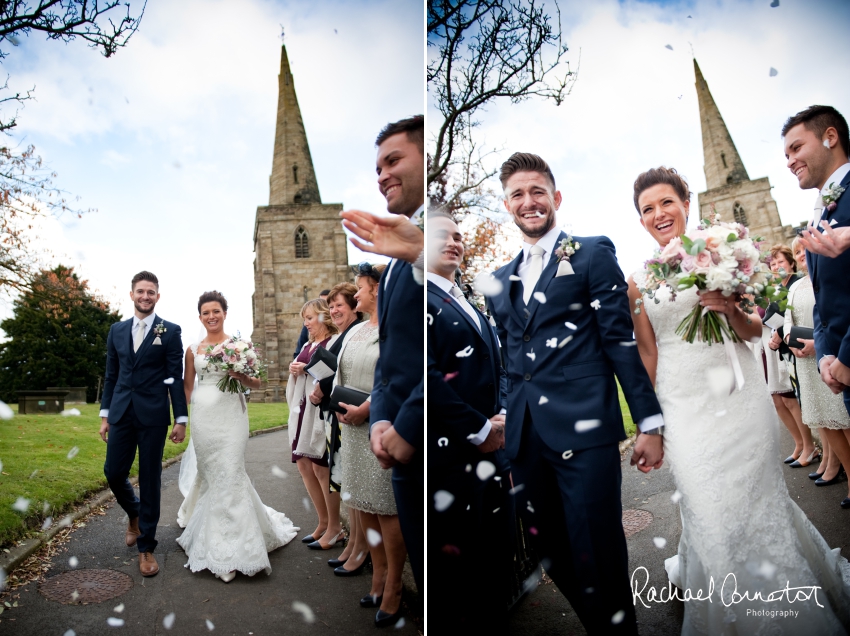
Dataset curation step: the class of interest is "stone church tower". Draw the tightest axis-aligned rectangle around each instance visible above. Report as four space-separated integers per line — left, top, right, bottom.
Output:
694 59 799 244
252 45 351 402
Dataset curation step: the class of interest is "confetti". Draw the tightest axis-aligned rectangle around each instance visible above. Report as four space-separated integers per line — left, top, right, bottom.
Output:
561 450 574 461
0 567 5 593
527 500 535 513
619 341 638 347
67 446 80 459
107 618 125 627
476 461 496 481
395 617 406 629
757 560 777 579
0 401 13 420
545 338 558 348
569 303 582 311
665 44 673 50
558 336 573 348
612 285 618 290
456 346 474 358
770 0 779 7
671 491 683 503
443 371 459 381
163 613 176 629
29 469 38 479
59 515 73 528
366 528 383 547
509 275 521 281
61 408 81 416
41 516 53 531
0 459 2 472
43 501 50 513
302 497 312 511
565 322 577 330
64 631 76 636
769 67 778 77
71 590 80 602
526 350 536 361
532 292 547 304
473 273 504 297
114 603 125 613
69 556 79 568
653 537 667 549
437 437 449 447
271 465 287 478
427 313 433 325
12 497 30 512
508 484 525 495
206 619 215 631
575 419 601 433
465 464 472 472
434 490 455 512
611 610 625 625
590 299 601 310
539 395 549 405
163 378 175 385
341 491 351 501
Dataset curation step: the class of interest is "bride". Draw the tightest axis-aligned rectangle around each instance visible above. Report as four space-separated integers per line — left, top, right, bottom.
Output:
628 167 850 634
176 291 299 582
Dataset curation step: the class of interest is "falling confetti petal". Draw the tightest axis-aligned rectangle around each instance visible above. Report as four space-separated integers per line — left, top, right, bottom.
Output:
770 0 779 6
437 437 449 448
706 366 734 397
476 461 496 481
619 341 638 347
611 610 625 625
665 44 673 50
302 497 312 511
12 497 30 512
612 285 617 290
434 490 455 511
67 446 80 459
539 395 549 405
341 491 351 501
206 619 215 631
163 378 175 385
558 336 573 348
575 419 601 433
271 465 287 478
163 613 176 629
456 346 474 358
532 292 547 304
526 350 536 361
395 617 406 628
590 299 601 310
653 537 667 549
64 631 75 636
426 313 433 325
41 516 53 531
29 470 38 479
114 603 125 613
545 338 558 348
443 371 459 381
671 491 683 503
107 618 125 627
292 601 315 623
473 273 504 297
508 484 525 495
0 567 5 593
565 322 577 330
43 501 50 513
69 556 79 568
0 459 2 472
757 560 777 579
59 515 73 528
71 590 80 602
569 303 582 311
561 450 573 461
366 528 383 547
0 401 13 420
61 409 81 417
769 67 778 77
509 275 521 281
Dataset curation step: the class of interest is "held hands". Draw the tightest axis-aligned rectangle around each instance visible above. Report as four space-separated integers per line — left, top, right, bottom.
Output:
381 425 415 464
630 433 664 474
338 400 369 426
829 357 850 388
478 416 505 454
370 420 396 468
799 222 850 258
99 417 109 442
819 355 847 394
289 361 306 377
169 424 186 444
340 209 423 263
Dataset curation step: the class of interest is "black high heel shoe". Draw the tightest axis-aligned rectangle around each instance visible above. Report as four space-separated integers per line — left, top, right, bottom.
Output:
815 468 847 487
301 531 325 543
307 530 345 550
334 554 371 577
841 498 850 509
789 450 821 468
809 469 826 480
360 594 382 608
375 608 404 628
327 556 348 568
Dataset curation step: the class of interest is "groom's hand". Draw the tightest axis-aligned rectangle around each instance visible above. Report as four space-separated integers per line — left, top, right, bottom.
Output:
829 357 850 388
99 417 109 442
169 424 186 444
631 433 663 474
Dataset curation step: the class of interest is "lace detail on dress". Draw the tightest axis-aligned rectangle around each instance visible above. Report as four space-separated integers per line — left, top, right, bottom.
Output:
636 271 850 635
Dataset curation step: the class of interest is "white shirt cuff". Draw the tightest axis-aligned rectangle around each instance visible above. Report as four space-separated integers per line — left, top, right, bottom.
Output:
99 409 108 418
499 408 506 415
175 416 188 425
469 419 492 446
819 354 835 372
638 413 665 433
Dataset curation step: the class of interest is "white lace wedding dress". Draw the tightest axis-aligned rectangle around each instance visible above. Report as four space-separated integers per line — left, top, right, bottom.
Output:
176 344 299 576
638 276 850 635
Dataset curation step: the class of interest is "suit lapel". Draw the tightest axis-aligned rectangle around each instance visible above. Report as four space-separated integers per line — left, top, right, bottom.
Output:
496 252 525 327
429 283 489 347
525 231 566 326
812 172 850 283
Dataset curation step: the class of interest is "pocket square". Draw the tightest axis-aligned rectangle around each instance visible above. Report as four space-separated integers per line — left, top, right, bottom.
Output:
152 337 162 346
829 218 838 226
556 260 575 277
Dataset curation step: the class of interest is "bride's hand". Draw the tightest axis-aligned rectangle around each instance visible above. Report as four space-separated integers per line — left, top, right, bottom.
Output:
698 290 737 316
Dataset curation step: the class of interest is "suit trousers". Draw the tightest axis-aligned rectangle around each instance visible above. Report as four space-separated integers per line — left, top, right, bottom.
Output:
103 402 168 553
510 409 637 635
392 455 424 592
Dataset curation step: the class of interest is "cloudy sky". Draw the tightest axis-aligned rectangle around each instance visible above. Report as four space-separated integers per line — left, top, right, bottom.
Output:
2 0 424 344
429 0 850 275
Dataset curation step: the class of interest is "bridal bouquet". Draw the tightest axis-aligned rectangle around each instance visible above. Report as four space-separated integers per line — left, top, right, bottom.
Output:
636 211 788 345
202 332 268 393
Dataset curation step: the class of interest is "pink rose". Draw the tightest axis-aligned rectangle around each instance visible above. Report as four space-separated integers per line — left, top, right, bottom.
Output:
693 250 713 273
660 238 686 263
680 255 696 272
738 259 754 276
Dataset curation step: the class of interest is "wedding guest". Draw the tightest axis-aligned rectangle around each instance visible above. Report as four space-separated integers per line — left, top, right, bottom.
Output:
784 238 850 506
293 289 331 359
783 105 850 427
764 244 816 467
427 210 514 632
286 299 343 549
341 116 425 618
308 282 363 567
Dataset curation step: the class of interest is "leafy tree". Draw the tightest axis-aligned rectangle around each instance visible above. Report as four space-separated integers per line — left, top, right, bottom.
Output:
0 265 121 403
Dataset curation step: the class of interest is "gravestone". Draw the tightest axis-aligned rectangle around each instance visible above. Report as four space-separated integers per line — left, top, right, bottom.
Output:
47 387 87 403
17 390 70 414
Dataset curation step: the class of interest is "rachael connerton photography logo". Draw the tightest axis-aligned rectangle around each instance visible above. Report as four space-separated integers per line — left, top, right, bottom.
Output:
630 567 824 609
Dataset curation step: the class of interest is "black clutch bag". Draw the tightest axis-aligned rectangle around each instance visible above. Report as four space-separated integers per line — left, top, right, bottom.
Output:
329 385 370 414
787 326 814 350
305 346 337 381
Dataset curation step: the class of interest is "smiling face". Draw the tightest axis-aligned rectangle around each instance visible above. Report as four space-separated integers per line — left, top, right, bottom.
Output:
792 241 808 273
427 215 464 280
302 307 327 341
784 122 836 191
328 295 356 330
770 251 793 276
353 276 378 316
199 301 226 334
502 170 561 241
637 184 689 247
130 280 160 317
376 132 424 217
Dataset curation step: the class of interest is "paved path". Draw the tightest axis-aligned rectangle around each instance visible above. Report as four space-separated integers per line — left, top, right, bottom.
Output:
0 430 422 635
507 423 850 635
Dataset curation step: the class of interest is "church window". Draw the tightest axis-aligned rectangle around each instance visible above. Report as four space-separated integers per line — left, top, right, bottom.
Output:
733 202 747 225
293 165 298 183
720 152 727 169
295 226 310 258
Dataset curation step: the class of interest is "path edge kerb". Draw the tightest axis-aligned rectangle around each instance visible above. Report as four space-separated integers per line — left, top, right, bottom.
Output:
0 424 288 577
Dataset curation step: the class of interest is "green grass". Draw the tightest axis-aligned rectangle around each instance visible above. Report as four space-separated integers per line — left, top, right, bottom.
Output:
618 382 636 438
0 402 288 548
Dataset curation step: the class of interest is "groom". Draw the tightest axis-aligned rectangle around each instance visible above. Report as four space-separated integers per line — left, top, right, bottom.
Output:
487 153 663 634
99 271 188 576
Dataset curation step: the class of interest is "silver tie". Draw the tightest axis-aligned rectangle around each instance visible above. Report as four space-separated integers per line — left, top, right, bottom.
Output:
813 193 826 227
523 245 546 304
450 285 480 332
134 319 146 352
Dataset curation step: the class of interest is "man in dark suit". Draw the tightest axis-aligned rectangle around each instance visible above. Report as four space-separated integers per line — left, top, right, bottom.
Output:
487 153 664 634
427 210 515 631
785 106 850 413
99 271 188 576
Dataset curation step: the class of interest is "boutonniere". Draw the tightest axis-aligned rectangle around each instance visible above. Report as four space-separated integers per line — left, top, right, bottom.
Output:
823 182 845 212
152 321 167 345
554 235 581 277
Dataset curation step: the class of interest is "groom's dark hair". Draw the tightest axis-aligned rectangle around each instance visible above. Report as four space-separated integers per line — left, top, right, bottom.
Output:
782 105 849 158
131 271 159 290
499 153 556 191
376 115 424 153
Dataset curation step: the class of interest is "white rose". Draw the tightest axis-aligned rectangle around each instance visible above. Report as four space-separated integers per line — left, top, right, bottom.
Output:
705 265 736 291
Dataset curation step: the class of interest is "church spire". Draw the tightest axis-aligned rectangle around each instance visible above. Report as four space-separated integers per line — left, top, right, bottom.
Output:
694 59 749 189
269 45 321 205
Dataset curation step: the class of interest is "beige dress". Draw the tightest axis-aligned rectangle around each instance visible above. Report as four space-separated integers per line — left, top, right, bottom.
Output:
337 322 397 515
784 276 850 429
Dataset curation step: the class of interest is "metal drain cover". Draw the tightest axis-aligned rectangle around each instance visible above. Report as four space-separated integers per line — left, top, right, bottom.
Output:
39 569 133 604
622 509 653 538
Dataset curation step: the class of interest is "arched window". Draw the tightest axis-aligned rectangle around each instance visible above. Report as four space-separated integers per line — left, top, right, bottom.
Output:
295 226 309 259
733 202 747 226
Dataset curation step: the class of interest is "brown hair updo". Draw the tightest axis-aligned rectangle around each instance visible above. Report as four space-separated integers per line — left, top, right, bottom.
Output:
633 167 692 214
198 290 228 313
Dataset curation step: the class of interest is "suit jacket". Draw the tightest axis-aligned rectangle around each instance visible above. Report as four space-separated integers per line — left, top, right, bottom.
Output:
488 233 662 459
427 280 508 470
809 170 850 367
100 314 189 427
371 259 424 450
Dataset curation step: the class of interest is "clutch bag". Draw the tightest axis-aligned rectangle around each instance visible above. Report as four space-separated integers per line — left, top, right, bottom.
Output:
787 326 814 350
328 385 370 413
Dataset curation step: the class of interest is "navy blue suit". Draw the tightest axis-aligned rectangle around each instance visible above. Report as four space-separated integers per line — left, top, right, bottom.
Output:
101 314 188 553
428 279 514 629
808 169 850 415
488 234 661 634
371 259 424 590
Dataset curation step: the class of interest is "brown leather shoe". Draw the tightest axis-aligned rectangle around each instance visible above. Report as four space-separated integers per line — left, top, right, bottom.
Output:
125 517 141 547
139 551 159 577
